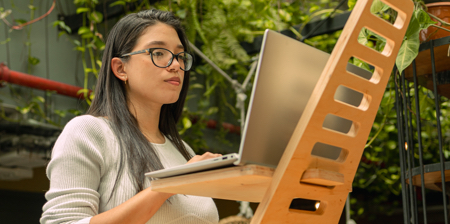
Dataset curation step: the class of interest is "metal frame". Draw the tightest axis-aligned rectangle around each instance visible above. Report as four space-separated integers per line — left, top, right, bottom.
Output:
396 35 450 224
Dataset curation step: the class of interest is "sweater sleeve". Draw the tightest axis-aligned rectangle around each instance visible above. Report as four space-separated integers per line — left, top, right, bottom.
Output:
41 115 107 224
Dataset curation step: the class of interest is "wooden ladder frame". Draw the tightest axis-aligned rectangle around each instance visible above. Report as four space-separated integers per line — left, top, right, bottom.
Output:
151 0 413 223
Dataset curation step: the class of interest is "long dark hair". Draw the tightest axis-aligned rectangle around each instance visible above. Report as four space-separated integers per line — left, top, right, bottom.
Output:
87 9 192 194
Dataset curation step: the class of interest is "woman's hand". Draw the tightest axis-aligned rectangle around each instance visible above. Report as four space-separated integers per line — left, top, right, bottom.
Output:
186 152 222 164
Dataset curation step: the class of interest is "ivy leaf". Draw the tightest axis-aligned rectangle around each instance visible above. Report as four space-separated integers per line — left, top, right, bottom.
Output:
396 33 420 75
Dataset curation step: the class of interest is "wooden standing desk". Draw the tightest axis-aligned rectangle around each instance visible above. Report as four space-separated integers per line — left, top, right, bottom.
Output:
151 0 414 223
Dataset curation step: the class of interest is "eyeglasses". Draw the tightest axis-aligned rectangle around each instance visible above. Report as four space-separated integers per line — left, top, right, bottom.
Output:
120 48 193 71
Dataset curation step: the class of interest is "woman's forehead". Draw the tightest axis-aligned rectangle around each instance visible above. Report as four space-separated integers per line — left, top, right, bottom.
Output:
135 23 183 49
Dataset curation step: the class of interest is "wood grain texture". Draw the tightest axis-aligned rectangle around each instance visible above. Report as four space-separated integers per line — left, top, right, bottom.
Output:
151 165 274 202
300 168 345 187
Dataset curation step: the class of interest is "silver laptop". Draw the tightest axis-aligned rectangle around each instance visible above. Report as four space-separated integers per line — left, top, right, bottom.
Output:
145 29 370 178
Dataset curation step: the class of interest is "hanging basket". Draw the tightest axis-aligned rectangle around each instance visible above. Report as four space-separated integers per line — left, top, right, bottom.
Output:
419 2 450 42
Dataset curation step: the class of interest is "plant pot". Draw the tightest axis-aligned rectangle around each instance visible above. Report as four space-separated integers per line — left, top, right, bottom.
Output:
419 2 450 42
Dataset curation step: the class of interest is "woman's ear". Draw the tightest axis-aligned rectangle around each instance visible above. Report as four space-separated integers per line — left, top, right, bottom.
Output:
111 57 127 82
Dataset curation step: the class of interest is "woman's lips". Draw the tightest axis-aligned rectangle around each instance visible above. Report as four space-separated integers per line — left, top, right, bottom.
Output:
165 77 181 86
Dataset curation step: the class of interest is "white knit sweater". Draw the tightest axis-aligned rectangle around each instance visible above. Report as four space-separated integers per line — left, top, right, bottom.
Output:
40 115 219 224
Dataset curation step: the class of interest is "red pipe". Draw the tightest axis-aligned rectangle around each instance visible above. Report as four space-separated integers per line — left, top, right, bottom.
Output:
0 63 88 98
0 63 241 134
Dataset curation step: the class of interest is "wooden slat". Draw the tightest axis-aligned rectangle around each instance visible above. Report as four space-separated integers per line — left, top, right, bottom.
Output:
300 168 345 187
151 165 274 202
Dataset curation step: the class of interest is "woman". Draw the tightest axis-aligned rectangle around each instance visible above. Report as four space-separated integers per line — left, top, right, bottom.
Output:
41 9 221 224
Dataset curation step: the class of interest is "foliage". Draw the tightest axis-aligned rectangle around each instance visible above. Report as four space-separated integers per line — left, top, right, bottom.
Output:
0 1 81 127
347 0 450 220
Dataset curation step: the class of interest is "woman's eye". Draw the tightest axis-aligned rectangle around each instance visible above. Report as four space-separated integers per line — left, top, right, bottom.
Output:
152 52 164 57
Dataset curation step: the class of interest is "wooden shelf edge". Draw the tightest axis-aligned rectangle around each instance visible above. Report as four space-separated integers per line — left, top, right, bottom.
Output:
150 165 275 202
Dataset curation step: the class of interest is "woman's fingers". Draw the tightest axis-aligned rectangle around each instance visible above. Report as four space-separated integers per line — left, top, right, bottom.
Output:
186 152 222 164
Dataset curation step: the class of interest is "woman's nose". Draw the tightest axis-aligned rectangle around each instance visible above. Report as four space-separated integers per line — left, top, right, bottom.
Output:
166 57 181 71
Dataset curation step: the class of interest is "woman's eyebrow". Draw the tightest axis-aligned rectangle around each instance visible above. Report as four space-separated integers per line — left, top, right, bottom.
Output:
145 41 184 49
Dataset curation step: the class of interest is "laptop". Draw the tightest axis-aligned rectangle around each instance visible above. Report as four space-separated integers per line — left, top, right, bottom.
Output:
145 29 371 179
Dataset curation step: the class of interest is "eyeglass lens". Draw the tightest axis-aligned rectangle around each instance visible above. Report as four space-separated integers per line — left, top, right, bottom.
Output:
151 49 193 71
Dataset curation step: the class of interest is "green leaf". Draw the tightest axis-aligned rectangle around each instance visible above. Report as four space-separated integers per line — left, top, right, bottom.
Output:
358 28 369 46
73 40 81 46
90 11 103 23
206 107 218 116
0 38 10 45
75 46 85 52
357 207 364 215
76 7 90 14
396 33 419 75
52 20 61 27
16 106 30 114
387 140 397 150
33 96 45 103
182 117 192 129
190 83 204 89
78 26 90 35
176 9 186 19
404 12 420 39
54 110 66 118
81 32 94 39
348 0 357 10
109 0 126 7
15 19 27 25
28 56 40 65
415 9 436 30
370 0 384 14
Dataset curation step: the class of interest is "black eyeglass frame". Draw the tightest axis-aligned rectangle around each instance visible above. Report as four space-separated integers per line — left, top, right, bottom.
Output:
120 48 193 71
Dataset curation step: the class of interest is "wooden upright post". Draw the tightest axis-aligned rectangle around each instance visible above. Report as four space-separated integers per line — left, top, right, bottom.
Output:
251 0 413 223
